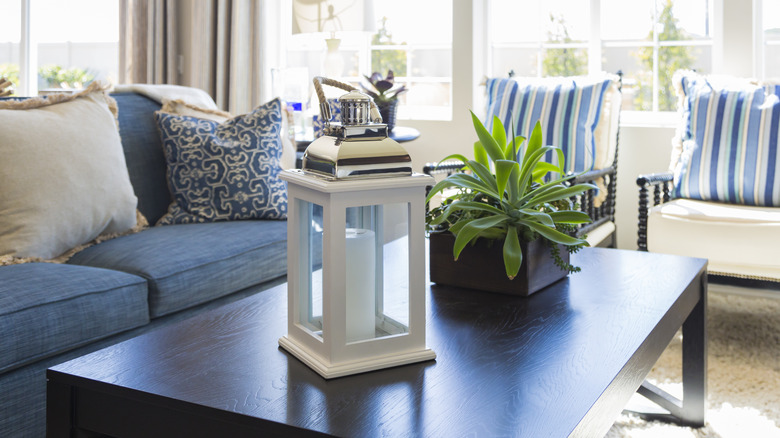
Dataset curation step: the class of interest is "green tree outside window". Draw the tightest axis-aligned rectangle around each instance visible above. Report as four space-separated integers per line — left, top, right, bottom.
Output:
371 16 407 77
542 13 587 77
633 0 697 111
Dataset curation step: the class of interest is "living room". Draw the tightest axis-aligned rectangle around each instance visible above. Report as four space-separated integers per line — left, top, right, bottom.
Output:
1 0 779 437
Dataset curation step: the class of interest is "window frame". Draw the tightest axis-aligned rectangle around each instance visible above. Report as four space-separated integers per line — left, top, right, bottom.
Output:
484 0 716 124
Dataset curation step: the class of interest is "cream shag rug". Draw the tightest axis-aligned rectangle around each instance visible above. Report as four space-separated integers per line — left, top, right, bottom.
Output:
606 292 780 437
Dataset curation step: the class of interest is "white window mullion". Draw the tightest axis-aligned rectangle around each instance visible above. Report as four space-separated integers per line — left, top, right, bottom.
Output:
753 0 763 78
19 0 37 96
588 0 601 75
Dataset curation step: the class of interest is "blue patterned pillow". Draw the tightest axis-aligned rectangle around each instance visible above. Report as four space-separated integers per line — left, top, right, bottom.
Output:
484 76 615 174
672 71 780 206
155 98 287 225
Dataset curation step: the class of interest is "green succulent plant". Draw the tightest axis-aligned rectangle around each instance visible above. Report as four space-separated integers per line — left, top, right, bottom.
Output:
426 112 595 279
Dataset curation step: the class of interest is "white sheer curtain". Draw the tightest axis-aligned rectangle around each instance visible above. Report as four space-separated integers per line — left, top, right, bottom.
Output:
119 0 266 114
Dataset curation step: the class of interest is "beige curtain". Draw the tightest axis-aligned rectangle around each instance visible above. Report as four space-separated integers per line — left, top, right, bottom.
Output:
118 0 178 84
119 0 264 114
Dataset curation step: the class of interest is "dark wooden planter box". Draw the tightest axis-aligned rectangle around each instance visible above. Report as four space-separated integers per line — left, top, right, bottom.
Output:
429 232 569 296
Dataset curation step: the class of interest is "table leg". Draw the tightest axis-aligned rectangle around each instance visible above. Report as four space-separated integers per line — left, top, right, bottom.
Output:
46 378 74 438
680 274 707 426
635 273 707 427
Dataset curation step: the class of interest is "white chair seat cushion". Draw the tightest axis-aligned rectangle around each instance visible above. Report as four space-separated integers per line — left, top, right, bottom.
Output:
648 199 780 280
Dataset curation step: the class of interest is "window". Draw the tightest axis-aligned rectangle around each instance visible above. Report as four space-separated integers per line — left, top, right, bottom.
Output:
761 0 780 78
487 0 713 113
0 0 118 96
281 0 452 121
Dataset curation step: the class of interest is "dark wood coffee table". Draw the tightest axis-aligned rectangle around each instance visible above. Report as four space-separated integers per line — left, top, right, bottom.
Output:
47 248 707 437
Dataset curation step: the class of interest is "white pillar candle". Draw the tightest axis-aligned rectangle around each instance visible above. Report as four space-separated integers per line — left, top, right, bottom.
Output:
345 228 376 342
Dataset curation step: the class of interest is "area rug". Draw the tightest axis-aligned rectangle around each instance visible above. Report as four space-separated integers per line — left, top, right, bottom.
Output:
606 292 780 437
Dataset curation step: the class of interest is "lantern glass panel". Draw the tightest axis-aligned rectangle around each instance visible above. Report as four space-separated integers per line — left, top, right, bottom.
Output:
344 203 409 344
297 199 324 339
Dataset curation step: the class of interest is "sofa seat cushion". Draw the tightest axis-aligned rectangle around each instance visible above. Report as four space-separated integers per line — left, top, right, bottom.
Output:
0 263 149 374
67 220 288 318
648 198 780 280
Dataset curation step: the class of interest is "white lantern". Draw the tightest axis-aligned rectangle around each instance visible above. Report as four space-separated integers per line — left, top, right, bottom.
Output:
278 77 435 379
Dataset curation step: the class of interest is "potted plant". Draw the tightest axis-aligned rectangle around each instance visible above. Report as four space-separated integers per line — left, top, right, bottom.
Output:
426 112 594 296
361 70 407 131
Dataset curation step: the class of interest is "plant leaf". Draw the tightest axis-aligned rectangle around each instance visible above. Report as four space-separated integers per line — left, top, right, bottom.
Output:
506 160 521 203
425 178 459 203
517 208 554 227
547 210 592 224
452 215 509 260
466 160 499 192
531 162 561 182
442 173 502 200
503 225 523 279
494 160 517 200
516 146 558 198
444 200 506 216
491 116 507 159
528 183 597 206
473 142 489 169
522 121 544 164
511 135 525 162
435 154 469 168
517 219 587 246
470 110 505 163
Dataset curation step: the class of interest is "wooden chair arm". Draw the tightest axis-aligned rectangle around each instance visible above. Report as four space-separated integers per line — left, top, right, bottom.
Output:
636 171 674 251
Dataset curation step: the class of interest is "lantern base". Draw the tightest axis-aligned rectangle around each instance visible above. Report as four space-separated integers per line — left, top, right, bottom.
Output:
279 336 436 379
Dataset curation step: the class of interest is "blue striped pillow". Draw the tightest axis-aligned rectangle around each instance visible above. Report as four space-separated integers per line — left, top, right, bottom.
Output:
484 76 614 174
673 72 780 207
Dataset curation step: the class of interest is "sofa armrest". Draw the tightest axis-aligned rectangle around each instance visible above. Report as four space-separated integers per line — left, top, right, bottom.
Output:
636 171 674 251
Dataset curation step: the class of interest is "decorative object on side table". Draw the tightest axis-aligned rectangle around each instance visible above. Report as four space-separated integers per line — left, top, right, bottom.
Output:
0 76 12 97
361 70 407 132
279 76 435 379
426 114 595 296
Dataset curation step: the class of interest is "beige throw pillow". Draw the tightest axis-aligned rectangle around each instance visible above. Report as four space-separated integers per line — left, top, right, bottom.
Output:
0 82 138 259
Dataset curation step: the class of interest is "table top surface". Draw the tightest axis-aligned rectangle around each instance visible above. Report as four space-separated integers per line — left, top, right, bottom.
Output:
49 248 706 437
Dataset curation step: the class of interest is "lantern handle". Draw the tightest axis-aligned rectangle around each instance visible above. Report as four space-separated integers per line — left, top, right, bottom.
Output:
312 76 382 129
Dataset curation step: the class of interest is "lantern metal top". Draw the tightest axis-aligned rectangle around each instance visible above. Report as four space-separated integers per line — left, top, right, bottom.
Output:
302 77 412 180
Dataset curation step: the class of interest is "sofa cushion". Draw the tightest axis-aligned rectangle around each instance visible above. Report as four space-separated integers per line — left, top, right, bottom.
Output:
0 263 149 374
648 198 780 280
111 92 171 225
671 70 780 207
0 82 138 259
155 98 288 225
67 220 288 318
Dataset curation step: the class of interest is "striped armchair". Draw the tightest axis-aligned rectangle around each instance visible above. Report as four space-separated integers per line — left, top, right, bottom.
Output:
637 70 780 290
425 73 622 248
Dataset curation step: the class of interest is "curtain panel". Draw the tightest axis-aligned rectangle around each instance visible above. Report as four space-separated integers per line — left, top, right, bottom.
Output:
119 0 178 85
119 0 265 114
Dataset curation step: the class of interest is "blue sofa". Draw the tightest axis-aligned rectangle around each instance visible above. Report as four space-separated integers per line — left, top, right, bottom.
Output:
0 92 288 437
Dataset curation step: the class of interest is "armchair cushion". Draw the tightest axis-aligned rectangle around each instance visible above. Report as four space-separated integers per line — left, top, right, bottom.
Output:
648 198 780 280
484 74 621 174
671 70 780 207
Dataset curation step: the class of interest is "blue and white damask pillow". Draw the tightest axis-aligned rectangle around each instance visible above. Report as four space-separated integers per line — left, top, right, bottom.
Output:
155 98 287 225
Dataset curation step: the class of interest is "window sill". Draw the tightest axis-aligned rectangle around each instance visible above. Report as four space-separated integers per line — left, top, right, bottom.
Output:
619 111 679 129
